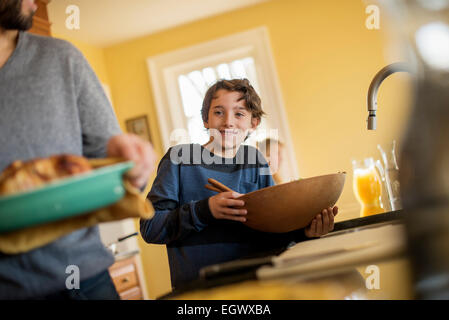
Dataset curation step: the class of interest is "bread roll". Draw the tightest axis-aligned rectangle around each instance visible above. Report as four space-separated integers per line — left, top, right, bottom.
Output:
0 155 92 195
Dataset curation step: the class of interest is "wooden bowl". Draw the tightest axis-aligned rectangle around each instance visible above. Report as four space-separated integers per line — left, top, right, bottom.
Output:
238 172 346 233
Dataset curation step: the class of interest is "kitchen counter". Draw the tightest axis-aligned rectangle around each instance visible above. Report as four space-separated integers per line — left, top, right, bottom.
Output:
160 210 411 300
332 209 403 232
168 256 413 299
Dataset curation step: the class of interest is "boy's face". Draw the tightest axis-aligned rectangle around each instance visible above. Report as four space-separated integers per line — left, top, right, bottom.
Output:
204 89 260 152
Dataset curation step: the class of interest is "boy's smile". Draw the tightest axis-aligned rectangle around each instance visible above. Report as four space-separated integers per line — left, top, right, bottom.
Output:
203 89 259 156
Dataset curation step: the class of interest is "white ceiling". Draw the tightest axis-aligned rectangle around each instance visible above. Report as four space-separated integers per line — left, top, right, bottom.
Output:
47 0 268 47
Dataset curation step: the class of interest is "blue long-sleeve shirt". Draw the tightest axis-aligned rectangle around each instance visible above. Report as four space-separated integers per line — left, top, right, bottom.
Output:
140 144 307 289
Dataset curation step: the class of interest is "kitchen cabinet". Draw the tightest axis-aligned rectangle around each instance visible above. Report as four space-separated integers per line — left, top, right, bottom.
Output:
109 255 144 300
29 0 51 37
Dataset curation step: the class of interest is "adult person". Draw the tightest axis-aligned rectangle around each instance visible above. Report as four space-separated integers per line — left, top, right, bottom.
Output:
0 0 156 299
257 138 285 185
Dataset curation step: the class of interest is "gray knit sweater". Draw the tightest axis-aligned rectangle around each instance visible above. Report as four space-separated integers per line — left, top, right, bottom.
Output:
0 31 121 299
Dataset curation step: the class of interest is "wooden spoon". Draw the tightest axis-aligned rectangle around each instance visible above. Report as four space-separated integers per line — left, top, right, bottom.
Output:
206 178 235 193
205 184 222 193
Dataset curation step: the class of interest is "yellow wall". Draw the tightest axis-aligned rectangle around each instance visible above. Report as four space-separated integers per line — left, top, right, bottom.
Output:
57 0 412 299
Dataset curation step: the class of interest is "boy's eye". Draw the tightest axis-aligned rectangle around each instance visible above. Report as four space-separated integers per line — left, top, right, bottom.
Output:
236 113 245 117
214 111 223 115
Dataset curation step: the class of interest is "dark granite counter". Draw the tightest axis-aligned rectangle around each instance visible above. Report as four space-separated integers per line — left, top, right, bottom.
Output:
332 210 403 233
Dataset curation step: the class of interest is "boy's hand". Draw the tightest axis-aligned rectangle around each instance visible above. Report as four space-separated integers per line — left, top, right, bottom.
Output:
305 206 338 238
208 192 247 222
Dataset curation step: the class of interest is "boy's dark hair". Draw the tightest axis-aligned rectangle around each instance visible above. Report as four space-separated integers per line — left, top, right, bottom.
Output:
201 79 265 123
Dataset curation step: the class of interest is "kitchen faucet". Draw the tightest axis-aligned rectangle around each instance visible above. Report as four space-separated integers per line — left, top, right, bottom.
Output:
367 62 412 130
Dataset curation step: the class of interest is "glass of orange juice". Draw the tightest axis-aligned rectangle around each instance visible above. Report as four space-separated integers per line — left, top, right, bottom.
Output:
352 158 385 217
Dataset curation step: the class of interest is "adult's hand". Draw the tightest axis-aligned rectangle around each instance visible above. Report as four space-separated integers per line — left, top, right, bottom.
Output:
107 133 156 189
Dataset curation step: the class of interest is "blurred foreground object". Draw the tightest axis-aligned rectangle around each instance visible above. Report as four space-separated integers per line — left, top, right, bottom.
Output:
379 0 449 299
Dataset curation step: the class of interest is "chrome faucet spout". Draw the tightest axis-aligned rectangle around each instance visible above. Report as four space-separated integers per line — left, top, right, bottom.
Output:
367 62 412 130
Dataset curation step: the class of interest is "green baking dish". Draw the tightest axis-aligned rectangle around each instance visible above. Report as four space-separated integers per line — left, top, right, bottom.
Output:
0 161 134 234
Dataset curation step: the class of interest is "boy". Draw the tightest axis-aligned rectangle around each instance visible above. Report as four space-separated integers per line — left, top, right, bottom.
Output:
140 79 337 289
